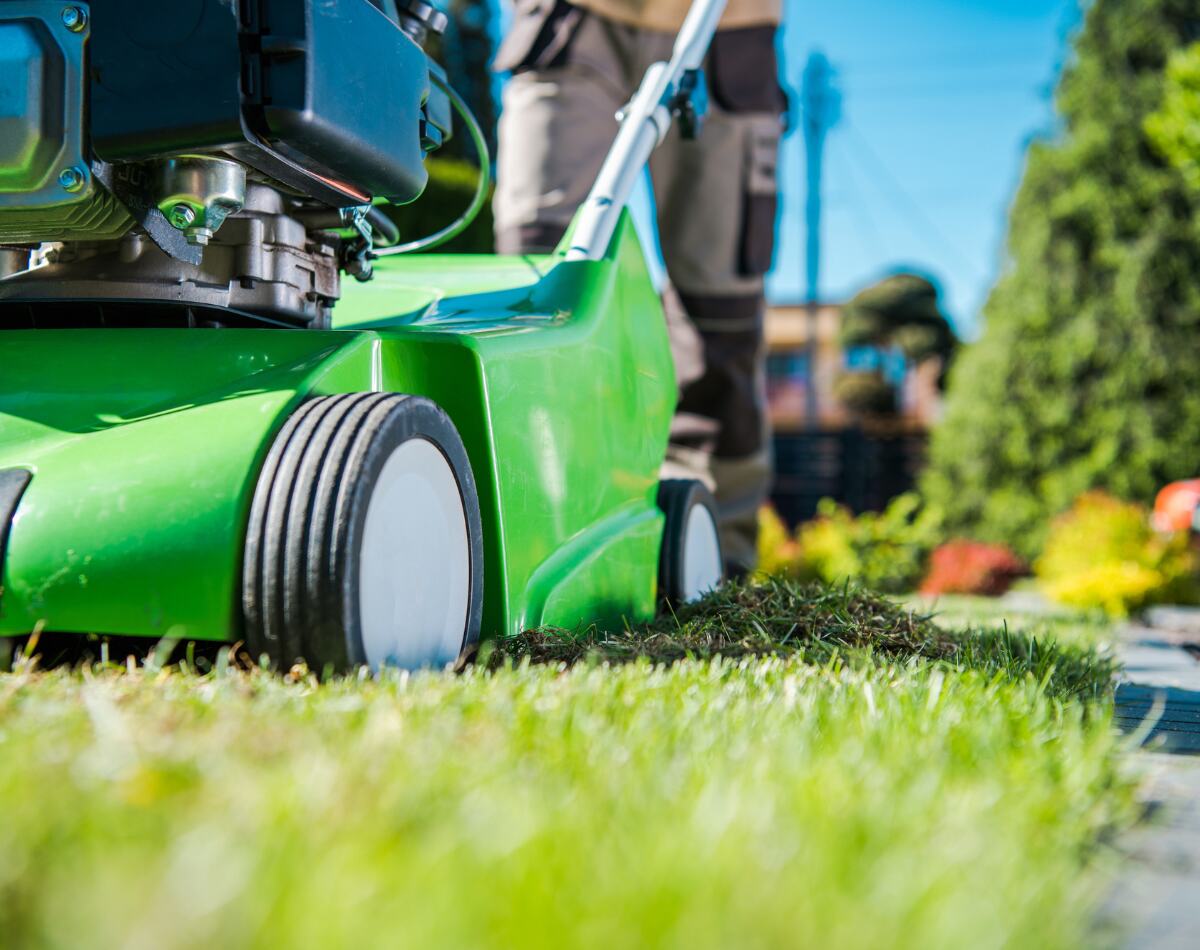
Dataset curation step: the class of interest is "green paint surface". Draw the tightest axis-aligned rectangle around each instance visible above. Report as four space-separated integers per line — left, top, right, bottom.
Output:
0 214 674 642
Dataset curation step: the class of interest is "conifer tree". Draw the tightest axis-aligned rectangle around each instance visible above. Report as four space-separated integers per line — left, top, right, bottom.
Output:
923 0 1200 556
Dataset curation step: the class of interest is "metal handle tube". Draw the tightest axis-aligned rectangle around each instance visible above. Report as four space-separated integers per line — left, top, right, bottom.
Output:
564 0 727 262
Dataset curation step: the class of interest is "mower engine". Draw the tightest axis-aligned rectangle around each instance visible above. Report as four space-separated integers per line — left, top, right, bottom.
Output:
0 0 452 328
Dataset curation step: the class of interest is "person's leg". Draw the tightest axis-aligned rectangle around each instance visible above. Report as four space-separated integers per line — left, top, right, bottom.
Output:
493 11 632 253
651 27 784 574
659 275 773 575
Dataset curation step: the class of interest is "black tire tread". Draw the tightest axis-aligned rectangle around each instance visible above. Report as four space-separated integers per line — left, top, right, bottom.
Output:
656 478 723 604
243 393 482 671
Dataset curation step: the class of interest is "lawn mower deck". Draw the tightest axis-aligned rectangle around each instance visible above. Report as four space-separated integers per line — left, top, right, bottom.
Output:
0 0 728 668
0 221 678 652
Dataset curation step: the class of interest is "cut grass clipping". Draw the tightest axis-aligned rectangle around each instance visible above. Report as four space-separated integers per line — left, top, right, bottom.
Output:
485 580 1117 702
0 580 1134 949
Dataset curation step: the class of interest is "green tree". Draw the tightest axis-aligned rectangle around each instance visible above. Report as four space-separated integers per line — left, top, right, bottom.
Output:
1147 41 1200 187
840 273 956 367
922 0 1200 558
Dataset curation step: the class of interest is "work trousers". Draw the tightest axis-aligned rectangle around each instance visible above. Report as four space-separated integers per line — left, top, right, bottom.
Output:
493 2 784 571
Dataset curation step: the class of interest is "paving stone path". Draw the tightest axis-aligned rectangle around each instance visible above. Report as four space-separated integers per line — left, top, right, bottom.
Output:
1102 610 1200 948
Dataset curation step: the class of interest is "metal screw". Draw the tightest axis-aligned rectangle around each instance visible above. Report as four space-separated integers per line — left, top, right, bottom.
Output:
184 226 213 247
167 204 197 230
58 166 86 192
60 6 88 32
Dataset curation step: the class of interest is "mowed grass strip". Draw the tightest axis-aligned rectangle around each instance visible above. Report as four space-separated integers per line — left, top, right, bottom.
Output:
0 581 1135 950
489 580 1119 702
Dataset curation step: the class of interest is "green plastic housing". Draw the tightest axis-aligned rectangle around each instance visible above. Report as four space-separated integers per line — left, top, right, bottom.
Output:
0 215 676 642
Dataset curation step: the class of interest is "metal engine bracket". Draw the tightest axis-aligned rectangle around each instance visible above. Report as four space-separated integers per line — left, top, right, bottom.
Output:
0 2 131 244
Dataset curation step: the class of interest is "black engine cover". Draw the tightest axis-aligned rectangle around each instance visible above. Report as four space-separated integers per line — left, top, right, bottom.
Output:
89 0 436 207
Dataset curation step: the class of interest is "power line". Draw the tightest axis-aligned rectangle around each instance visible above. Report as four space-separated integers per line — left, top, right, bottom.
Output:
838 120 983 280
843 60 1058 79
838 58 1057 77
844 80 1050 98
828 135 887 264
791 46 1067 71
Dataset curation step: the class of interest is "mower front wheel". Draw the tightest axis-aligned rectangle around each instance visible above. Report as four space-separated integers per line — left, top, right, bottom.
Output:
657 479 724 604
242 393 483 672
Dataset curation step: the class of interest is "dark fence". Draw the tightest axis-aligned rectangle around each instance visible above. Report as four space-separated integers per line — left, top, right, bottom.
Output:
770 425 929 527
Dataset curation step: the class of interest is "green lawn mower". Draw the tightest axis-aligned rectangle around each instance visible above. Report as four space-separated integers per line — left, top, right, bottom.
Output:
0 0 728 669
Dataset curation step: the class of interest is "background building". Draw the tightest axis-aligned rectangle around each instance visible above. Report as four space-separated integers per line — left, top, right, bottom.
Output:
765 301 944 525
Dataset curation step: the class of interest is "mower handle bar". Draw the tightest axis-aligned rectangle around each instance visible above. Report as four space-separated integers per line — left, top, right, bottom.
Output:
563 0 727 262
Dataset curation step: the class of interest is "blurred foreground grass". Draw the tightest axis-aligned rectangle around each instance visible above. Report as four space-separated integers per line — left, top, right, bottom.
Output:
0 582 1135 949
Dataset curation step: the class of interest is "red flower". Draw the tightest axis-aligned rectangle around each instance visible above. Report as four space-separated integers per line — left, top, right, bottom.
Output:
919 541 1027 597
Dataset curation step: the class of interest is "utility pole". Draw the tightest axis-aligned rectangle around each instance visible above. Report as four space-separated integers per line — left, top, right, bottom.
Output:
801 51 840 425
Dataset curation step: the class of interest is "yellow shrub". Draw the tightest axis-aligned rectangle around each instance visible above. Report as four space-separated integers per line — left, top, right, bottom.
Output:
756 495 941 593
797 502 861 582
1035 492 1198 616
1042 564 1164 618
757 506 802 578
796 494 940 594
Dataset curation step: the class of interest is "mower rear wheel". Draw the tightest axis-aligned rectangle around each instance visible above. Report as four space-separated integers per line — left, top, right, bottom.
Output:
657 479 724 604
243 393 483 672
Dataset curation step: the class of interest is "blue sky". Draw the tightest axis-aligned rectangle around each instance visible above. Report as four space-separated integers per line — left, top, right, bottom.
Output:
768 0 1083 334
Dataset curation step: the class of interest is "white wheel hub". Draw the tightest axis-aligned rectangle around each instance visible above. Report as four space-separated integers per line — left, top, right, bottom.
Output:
358 438 471 670
681 502 722 602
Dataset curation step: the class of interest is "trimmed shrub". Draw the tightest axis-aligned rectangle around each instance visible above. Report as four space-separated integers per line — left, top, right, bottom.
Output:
797 494 942 594
920 541 1027 597
832 371 898 416
1035 491 1199 616
840 273 956 365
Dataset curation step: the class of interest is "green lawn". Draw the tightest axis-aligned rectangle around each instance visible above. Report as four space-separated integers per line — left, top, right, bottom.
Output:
0 583 1136 949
